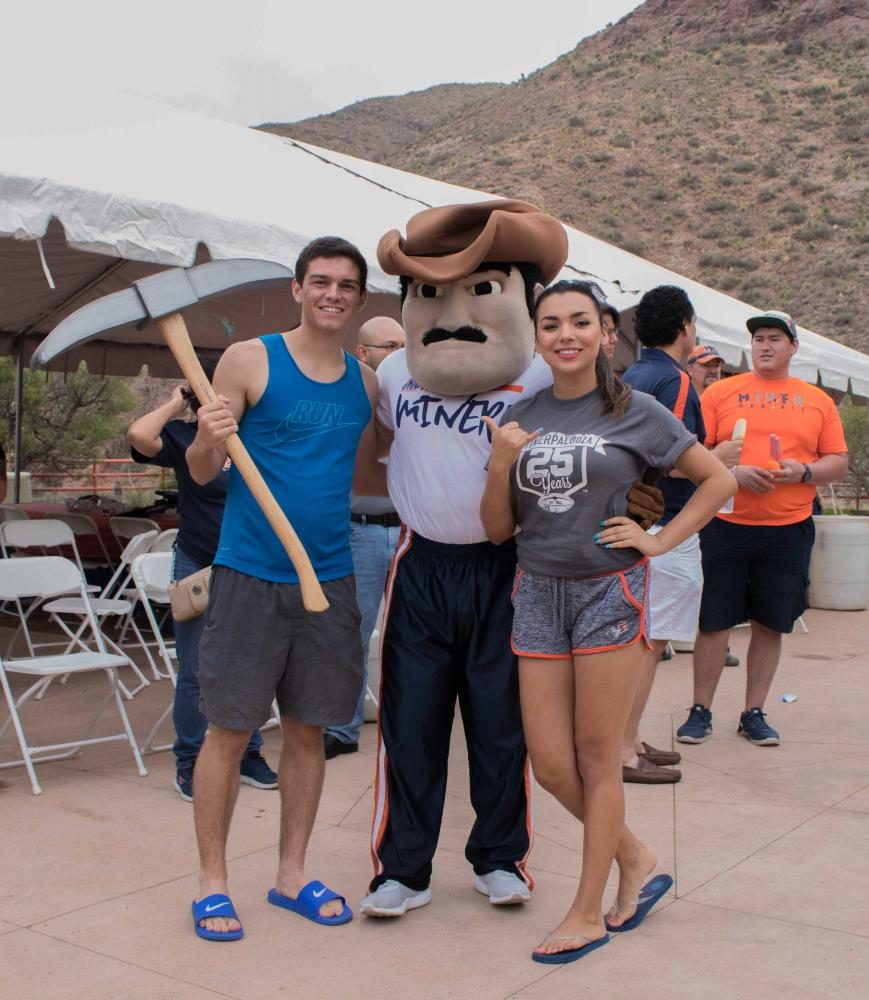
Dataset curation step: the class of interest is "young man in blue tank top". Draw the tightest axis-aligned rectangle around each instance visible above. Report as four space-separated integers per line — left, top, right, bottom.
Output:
185 237 383 941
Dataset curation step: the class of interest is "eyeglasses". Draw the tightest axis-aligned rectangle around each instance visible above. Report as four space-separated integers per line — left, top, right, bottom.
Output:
362 342 403 352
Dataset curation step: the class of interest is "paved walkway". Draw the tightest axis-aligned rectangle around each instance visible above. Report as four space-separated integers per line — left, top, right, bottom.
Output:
1 608 868 999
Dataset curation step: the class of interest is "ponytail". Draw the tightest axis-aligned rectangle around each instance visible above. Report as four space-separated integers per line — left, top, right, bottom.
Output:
595 351 631 417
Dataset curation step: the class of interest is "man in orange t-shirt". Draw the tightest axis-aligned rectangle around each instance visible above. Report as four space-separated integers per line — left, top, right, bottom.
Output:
676 311 848 748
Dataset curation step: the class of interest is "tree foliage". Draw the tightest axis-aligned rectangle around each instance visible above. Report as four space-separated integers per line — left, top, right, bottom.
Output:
839 397 869 511
0 360 138 472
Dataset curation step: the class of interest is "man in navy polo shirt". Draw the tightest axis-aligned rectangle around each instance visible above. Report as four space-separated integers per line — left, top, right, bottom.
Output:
620 286 741 784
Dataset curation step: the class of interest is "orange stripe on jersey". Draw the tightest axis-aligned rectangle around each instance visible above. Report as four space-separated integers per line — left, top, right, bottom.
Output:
494 384 525 393
672 369 691 421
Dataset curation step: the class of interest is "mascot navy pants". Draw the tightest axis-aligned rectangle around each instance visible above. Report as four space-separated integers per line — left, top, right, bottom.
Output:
370 530 533 892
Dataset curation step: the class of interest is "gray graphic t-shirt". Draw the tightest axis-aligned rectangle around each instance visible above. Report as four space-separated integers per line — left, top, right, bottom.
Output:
503 386 696 578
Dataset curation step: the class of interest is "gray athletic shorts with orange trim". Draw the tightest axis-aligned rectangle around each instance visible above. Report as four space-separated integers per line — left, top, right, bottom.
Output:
511 560 649 658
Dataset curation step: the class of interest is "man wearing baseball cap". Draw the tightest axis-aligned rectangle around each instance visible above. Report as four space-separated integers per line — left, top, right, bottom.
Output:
677 310 848 748
686 344 724 398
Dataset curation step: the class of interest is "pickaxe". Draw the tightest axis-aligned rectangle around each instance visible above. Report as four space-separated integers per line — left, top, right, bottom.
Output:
31 259 329 612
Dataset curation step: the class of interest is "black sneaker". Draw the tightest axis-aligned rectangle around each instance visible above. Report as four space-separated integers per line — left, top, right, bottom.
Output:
239 753 278 789
738 708 780 746
324 734 358 760
676 704 713 744
174 768 194 803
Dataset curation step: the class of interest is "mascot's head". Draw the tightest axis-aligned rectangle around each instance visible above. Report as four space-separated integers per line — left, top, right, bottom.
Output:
378 199 568 395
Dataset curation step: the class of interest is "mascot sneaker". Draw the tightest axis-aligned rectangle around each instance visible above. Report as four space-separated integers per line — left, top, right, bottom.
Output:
359 880 432 917
474 870 530 905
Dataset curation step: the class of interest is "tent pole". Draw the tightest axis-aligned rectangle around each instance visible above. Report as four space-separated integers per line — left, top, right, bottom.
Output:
12 341 24 502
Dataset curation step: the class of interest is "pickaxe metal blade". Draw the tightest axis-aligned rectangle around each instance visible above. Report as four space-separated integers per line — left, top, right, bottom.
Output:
31 258 292 369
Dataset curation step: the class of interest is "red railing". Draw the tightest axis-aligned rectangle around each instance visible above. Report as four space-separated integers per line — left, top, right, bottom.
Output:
26 459 173 500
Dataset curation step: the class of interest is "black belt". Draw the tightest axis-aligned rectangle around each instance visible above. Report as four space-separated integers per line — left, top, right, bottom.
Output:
351 512 402 528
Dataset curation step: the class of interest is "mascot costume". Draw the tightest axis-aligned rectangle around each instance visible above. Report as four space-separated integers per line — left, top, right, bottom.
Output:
360 200 660 917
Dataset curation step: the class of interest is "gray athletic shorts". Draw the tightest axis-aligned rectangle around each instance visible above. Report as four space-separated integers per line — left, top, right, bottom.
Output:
199 567 363 731
511 560 649 658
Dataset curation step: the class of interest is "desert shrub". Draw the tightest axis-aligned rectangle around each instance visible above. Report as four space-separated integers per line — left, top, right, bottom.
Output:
704 198 736 213
794 222 834 241
622 239 647 255
588 151 614 163
798 84 830 101
784 40 805 56
699 254 759 271
762 162 780 178
611 132 631 148
833 162 848 180
568 115 586 127
757 188 777 203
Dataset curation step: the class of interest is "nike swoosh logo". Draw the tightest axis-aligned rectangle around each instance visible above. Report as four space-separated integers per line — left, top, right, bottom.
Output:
275 421 358 443
312 888 326 898
204 901 230 912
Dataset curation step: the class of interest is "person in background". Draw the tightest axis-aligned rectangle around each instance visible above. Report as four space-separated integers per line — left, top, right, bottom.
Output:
677 310 848 748
686 344 725 397
601 304 620 364
324 316 405 759
0 442 6 503
127 360 278 803
686 343 740 668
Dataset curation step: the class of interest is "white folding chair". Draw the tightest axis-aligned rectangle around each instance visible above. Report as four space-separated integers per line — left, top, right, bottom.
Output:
43 530 159 697
50 512 115 570
0 556 148 795
131 552 179 753
130 552 177 681
0 506 30 620
0 519 98 658
109 516 161 550
149 528 179 553
0 504 29 523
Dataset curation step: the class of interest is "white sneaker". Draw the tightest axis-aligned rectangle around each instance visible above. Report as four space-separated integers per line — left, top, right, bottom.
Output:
474 870 530 905
359 880 432 917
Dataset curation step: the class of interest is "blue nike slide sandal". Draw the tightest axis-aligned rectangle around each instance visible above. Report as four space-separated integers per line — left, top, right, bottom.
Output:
605 873 673 933
192 893 244 941
532 933 609 964
267 880 352 926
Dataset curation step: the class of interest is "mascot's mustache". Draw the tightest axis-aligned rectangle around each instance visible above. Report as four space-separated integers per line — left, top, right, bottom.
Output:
422 326 488 347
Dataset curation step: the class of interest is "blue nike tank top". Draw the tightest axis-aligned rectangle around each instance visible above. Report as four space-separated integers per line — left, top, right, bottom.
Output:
215 333 371 583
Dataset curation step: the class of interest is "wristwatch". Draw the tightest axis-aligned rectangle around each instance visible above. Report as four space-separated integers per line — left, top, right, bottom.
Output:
801 463 813 483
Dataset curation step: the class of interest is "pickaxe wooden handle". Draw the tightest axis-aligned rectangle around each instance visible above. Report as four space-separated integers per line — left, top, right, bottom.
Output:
160 313 329 612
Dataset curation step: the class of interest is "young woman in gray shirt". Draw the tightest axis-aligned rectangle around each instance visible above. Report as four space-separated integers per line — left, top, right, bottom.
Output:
481 280 734 964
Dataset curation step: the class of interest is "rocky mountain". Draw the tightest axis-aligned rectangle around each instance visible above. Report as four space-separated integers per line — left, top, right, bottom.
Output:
262 0 868 353
259 82 506 166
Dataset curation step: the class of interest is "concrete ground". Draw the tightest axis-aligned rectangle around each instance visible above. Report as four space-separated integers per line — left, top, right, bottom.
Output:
1 607 868 999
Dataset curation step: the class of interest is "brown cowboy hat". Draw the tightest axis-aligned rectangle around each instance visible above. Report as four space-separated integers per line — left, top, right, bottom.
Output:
377 199 568 285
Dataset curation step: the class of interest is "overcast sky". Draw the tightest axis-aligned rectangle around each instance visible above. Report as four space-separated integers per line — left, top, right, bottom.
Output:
7 0 643 125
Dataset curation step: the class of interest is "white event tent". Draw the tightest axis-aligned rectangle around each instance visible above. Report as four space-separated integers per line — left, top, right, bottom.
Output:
2 86 868 497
